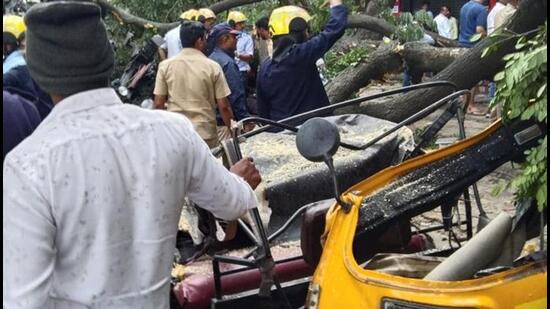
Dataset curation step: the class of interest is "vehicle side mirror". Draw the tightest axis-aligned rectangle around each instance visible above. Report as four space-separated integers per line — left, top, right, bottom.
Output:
296 118 351 212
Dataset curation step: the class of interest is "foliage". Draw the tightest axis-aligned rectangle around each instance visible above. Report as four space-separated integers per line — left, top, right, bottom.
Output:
379 9 427 43
323 47 370 79
307 0 358 33
486 22 547 210
413 10 437 32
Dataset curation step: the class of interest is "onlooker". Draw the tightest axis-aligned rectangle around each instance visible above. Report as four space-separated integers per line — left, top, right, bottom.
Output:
4 64 54 119
3 90 41 161
487 0 507 35
420 1 434 19
486 0 508 117
3 15 26 74
448 8 459 40
494 0 519 30
228 11 254 94
4 2 260 308
434 5 452 39
208 23 253 141
458 0 488 48
254 16 272 64
154 21 235 148
3 16 54 118
256 2 348 123
158 9 199 61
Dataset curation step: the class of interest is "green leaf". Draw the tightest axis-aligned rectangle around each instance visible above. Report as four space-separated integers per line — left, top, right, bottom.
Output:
537 84 547 98
494 71 505 81
470 33 482 43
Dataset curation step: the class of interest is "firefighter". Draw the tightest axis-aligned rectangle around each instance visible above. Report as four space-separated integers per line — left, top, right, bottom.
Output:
3 15 26 74
198 8 217 31
256 0 348 124
227 11 254 96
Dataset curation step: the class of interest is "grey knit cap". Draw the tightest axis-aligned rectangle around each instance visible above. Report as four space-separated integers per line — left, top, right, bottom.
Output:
24 1 114 96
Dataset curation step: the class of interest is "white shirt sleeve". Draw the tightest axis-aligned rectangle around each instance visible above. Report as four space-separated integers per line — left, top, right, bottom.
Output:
182 120 258 221
244 35 254 56
3 159 56 308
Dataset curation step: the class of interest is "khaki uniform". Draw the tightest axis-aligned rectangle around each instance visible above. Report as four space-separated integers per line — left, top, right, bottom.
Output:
154 48 231 147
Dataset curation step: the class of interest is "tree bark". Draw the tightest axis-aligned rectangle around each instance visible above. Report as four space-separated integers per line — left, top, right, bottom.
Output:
346 14 459 48
326 42 466 103
327 43 401 103
400 42 466 73
338 0 547 122
93 0 264 32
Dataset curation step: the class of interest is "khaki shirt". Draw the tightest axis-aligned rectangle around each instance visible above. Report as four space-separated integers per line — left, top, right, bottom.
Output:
255 38 273 64
154 48 231 145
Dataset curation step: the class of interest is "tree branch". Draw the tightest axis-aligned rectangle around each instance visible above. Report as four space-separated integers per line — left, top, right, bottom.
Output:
346 14 459 47
342 0 546 122
326 42 465 103
93 0 264 33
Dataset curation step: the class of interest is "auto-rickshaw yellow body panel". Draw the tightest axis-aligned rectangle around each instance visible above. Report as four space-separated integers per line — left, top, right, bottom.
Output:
310 121 548 309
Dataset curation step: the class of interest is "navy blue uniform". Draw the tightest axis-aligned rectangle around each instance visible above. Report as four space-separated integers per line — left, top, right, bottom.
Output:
256 5 348 123
3 90 42 161
3 65 54 119
209 47 250 125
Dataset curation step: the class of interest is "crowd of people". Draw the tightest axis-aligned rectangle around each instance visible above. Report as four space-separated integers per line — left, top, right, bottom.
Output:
2 0 521 307
409 0 519 117
3 0 346 307
152 2 347 143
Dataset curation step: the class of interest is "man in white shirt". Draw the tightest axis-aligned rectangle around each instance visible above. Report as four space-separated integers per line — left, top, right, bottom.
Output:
487 0 507 35
434 5 452 39
3 2 260 308
228 11 254 95
158 9 199 61
494 0 518 30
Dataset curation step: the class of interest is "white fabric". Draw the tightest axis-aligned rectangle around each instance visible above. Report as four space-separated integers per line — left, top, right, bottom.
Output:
235 32 254 72
434 14 452 39
3 88 257 309
160 25 182 59
487 2 506 34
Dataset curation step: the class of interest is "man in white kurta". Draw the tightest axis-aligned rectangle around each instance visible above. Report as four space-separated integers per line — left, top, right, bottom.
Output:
3 2 260 308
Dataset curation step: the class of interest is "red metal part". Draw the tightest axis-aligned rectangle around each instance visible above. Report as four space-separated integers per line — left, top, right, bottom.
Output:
173 258 313 309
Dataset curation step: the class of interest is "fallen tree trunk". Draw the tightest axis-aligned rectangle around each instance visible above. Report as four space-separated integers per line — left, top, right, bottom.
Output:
400 42 467 73
327 42 466 103
339 0 547 122
327 43 402 103
347 14 459 48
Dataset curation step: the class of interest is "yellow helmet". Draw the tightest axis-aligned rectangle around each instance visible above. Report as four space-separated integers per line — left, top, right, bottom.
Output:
227 11 247 24
3 15 26 40
180 9 199 21
269 6 311 37
198 8 216 20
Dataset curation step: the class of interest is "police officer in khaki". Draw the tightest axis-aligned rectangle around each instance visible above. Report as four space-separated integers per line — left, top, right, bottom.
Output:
154 21 234 148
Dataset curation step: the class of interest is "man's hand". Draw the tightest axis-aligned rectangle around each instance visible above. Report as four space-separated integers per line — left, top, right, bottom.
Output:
230 158 261 189
154 95 168 110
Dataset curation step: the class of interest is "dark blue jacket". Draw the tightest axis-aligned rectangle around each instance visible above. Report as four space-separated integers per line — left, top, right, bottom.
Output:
3 90 42 161
256 5 348 123
3 65 54 119
209 47 251 125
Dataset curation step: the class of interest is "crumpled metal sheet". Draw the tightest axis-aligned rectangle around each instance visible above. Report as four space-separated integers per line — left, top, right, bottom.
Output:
239 114 414 230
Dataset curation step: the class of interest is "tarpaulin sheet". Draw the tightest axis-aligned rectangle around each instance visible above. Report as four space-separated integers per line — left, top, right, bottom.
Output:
239 114 414 229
